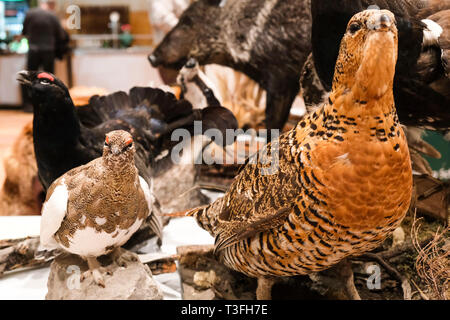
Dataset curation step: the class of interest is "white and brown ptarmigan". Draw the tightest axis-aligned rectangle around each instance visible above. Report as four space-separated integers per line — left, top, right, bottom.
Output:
40 130 153 287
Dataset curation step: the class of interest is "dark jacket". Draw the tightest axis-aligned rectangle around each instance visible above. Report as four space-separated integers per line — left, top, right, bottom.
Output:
22 8 67 55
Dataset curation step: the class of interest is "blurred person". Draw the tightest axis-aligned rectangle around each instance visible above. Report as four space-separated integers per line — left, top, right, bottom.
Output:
21 0 68 112
147 0 190 84
22 0 66 74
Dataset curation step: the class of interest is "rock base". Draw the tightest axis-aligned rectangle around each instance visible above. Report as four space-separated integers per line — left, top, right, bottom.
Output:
46 249 163 300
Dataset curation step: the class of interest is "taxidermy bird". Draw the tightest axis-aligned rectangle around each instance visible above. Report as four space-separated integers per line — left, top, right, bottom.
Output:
177 58 268 130
17 71 237 240
0 121 44 215
311 0 450 132
177 58 223 109
186 9 413 299
40 130 152 287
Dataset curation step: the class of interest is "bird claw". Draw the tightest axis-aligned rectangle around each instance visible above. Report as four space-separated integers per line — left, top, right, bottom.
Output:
83 258 111 288
80 269 106 287
92 269 106 288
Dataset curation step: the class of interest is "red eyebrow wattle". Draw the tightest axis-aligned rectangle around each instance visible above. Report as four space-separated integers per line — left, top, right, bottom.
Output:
37 73 54 82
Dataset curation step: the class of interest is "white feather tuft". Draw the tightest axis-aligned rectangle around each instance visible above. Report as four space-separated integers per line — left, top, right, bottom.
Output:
422 19 443 47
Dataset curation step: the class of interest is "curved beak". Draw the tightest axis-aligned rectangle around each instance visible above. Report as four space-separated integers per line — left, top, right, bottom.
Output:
148 54 161 67
111 145 121 155
367 11 395 32
17 70 32 86
185 58 198 69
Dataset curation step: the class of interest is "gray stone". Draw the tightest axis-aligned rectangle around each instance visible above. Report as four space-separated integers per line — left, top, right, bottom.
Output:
46 250 163 300
182 284 215 300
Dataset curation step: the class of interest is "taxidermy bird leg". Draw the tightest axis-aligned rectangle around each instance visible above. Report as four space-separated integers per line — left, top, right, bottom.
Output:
310 259 361 300
256 277 276 300
335 259 361 300
192 74 221 107
110 247 138 268
180 58 221 107
81 257 110 288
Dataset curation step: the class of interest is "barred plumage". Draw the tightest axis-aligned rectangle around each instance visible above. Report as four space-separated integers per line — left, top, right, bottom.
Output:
189 9 413 299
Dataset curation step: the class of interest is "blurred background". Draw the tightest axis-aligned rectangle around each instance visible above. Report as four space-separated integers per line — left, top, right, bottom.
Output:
0 0 173 102
0 0 192 206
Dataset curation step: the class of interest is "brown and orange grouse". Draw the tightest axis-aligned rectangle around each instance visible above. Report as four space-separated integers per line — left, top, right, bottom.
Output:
186 9 413 299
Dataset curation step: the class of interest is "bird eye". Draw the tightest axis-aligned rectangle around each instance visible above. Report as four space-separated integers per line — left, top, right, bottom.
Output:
349 23 361 34
104 136 110 147
39 79 51 85
123 142 133 151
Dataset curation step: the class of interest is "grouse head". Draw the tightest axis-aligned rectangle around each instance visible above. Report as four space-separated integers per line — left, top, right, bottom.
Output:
332 9 398 100
103 130 136 167
17 70 71 105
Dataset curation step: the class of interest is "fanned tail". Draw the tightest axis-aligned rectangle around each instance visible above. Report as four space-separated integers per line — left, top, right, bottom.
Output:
78 86 238 147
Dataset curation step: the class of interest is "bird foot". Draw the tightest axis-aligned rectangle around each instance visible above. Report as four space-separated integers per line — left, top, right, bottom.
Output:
80 267 111 288
256 277 276 300
82 257 112 288
311 259 361 300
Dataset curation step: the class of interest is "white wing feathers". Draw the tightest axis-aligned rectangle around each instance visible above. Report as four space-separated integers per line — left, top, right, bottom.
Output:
39 178 69 250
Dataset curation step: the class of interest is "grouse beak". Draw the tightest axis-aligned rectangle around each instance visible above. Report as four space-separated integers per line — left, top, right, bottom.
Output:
148 54 161 67
185 58 198 69
367 11 395 32
111 145 121 155
17 70 32 86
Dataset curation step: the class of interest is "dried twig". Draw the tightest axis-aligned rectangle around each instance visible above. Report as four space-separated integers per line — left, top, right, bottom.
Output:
411 279 430 300
359 252 412 300
411 215 449 300
376 237 433 260
175 183 228 200
0 235 178 277
0 236 54 277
